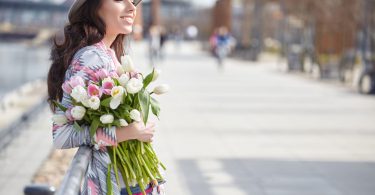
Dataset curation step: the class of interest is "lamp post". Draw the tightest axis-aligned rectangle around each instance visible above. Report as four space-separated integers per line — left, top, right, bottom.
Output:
151 0 161 26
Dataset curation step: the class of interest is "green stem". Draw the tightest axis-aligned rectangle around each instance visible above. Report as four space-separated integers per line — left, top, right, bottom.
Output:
113 146 120 187
138 154 155 181
117 162 132 195
107 164 113 195
117 145 137 179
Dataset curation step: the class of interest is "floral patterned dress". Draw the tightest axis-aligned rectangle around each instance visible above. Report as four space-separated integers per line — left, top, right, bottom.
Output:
52 41 165 195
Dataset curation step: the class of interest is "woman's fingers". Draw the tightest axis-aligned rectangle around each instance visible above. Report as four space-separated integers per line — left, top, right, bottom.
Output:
146 122 156 129
140 135 153 142
133 121 157 142
136 127 155 142
144 123 156 132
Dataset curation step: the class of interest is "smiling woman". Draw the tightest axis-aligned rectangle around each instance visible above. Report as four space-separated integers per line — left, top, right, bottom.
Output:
47 0 166 195
97 0 136 36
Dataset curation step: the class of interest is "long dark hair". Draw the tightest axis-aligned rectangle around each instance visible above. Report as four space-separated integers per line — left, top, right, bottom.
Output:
47 0 127 112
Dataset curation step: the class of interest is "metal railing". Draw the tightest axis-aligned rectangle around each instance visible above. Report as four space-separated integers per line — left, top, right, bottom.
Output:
55 146 92 195
0 99 46 150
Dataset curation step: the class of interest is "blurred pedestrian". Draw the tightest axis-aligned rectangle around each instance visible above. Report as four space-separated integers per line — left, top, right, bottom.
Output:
148 25 161 66
159 26 168 60
210 26 236 69
172 26 183 51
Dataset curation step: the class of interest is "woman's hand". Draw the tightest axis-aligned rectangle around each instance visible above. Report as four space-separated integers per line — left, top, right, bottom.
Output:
116 121 156 143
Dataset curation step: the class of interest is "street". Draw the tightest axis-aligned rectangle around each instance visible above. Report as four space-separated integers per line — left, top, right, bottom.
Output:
139 42 375 195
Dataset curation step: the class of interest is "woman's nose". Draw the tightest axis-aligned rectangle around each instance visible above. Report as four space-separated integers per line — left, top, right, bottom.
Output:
127 0 136 10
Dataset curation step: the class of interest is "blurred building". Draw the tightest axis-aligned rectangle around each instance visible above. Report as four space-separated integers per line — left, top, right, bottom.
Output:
0 0 69 41
141 0 192 37
229 0 375 94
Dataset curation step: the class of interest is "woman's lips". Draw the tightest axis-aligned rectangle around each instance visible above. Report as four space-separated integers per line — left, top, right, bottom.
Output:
120 16 133 24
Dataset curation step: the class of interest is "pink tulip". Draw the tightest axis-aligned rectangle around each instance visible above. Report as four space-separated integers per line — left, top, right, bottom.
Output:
130 71 141 79
62 82 72 94
95 69 109 80
101 78 114 95
88 84 102 98
69 76 85 88
62 76 85 95
65 108 74 121
109 71 119 79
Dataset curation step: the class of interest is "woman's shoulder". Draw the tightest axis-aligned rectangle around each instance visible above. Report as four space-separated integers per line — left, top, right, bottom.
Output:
71 44 111 69
65 44 112 80
73 45 105 60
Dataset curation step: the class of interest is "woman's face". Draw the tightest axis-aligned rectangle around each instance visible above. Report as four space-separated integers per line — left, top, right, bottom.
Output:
98 0 137 36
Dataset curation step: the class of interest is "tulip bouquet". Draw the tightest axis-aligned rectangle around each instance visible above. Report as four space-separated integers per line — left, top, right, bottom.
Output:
53 55 169 195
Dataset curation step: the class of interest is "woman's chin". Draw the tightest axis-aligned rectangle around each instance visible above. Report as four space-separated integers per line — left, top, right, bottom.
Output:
121 27 133 35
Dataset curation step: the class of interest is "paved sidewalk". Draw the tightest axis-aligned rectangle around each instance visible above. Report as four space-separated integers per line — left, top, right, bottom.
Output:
0 105 53 195
131 41 375 195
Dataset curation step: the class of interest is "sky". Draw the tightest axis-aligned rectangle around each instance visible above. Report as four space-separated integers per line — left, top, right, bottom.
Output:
192 0 216 7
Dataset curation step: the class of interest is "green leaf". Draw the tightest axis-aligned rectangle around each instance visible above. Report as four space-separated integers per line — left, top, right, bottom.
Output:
121 110 130 118
143 68 155 89
138 89 150 125
113 78 120 86
123 115 131 123
73 121 84 131
87 109 93 115
150 97 160 119
113 120 121 128
132 93 140 108
100 97 112 107
119 103 132 111
125 94 132 105
113 110 121 119
53 100 67 112
89 118 100 137
83 115 91 123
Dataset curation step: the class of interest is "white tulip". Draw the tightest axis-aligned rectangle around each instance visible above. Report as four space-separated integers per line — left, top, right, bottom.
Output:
88 96 100 110
126 78 143 94
52 114 68 125
119 119 129 127
118 74 130 87
100 114 114 124
152 69 161 81
71 85 88 103
111 86 125 99
110 97 122 109
71 106 86 120
130 109 141 122
153 84 170 95
121 55 135 72
81 98 90 108
109 86 125 109
116 65 125 75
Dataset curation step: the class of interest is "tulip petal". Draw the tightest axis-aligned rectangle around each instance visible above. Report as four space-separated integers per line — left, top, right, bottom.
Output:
110 97 121 109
